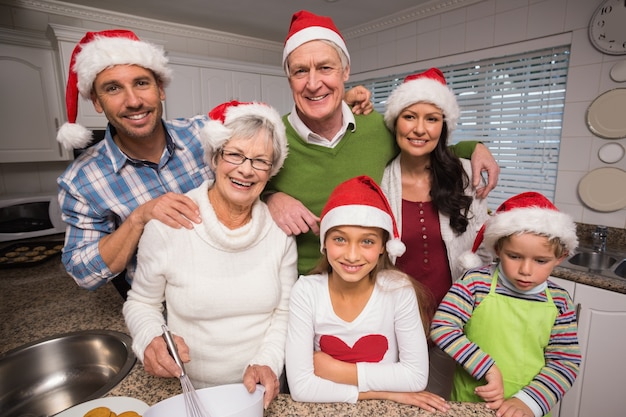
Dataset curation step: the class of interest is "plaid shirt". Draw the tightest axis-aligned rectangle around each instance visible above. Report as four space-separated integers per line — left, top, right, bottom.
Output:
57 116 214 290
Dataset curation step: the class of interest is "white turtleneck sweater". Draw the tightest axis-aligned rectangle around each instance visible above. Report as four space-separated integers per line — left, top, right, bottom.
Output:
123 180 298 388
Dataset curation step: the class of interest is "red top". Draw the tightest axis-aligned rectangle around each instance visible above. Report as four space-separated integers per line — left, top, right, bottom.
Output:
396 200 452 306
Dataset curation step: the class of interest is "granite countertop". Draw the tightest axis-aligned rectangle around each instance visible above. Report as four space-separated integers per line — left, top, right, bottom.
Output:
0 253 496 416
2 234 624 417
552 264 626 294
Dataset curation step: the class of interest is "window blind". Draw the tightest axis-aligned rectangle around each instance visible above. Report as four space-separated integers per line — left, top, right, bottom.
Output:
348 45 570 209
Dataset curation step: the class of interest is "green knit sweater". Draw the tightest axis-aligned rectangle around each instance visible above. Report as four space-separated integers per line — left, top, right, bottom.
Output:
267 111 476 274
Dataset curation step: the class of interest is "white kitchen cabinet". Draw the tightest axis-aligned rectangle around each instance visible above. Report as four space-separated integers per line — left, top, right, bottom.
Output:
261 74 293 115
164 64 203 119
559 282 626 417
168 67 291 118
0 43 71 162
200 68 261 112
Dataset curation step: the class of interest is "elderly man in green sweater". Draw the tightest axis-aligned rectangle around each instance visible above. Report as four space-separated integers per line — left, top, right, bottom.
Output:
265 10 499 274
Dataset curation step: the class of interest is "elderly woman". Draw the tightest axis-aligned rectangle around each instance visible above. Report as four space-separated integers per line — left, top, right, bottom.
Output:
123 101 297 408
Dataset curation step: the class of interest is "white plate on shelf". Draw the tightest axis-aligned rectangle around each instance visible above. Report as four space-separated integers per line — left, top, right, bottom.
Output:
578 167 626 212
598 142 625 164
586 88 626 139
55 397 149 417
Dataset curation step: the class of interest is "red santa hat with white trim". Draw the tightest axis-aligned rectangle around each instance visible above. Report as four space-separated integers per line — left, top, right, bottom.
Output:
199 100 288 177
320 175 406 262
459 191 579 270
56 29 172 151
282 10 350 72
384 67 460 134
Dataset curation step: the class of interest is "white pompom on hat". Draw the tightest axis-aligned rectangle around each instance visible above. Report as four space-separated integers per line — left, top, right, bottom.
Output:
384 67 460 134
56 29 172 151
459 191 579 270
282 10 350 72
199 100 288 177
320 175 406 262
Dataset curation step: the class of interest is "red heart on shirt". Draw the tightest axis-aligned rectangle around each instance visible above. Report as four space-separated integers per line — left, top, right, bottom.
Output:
319 334 388 363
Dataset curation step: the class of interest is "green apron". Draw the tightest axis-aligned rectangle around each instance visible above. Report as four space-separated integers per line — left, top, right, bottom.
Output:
451 269 557 415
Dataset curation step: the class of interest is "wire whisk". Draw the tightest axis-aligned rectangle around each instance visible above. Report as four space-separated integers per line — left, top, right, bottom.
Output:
162 324 211 417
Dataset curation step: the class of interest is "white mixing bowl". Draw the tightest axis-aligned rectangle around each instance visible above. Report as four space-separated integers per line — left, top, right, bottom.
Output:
144 383 265 417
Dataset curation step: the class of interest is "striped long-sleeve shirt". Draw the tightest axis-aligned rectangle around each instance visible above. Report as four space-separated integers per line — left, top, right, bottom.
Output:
430 266 581 415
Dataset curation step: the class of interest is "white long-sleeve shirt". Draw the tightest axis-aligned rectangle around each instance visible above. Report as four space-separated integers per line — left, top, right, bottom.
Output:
123 180 298 388
286 270 429 403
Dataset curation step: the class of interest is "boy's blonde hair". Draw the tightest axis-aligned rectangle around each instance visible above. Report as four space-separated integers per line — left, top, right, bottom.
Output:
494 232 569 258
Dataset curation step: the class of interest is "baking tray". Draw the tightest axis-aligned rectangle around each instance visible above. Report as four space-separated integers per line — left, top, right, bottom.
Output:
0 241 63 269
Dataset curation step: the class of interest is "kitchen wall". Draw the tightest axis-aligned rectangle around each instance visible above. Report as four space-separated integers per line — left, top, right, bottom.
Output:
344 0 626 228
0 0 624 229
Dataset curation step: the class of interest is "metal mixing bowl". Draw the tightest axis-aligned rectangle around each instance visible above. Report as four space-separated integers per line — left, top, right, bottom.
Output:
0 329 136 417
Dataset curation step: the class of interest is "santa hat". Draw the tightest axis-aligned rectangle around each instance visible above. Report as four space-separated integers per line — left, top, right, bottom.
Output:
320 175 406 261
56 29 172 151
459 192 579 270
199 100 288 177
282 10 350 72
384 68 460 133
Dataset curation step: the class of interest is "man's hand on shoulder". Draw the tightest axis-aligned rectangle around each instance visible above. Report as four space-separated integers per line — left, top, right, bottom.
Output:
344 85 374 115
471 143 500 199
133 192 201 230
265 192 320 236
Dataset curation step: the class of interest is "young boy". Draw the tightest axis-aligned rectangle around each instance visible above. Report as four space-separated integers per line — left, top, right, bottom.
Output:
431 192 581 417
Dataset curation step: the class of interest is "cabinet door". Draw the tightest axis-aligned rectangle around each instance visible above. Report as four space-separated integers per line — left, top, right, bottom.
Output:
0 43 70 162
165 64 202 119
261 74 293 115
200 68 233 111
559 283 626 417
232 72 261 103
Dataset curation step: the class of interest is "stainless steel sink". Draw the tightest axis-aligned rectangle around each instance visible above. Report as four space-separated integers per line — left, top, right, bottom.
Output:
561 247 626 280
615 260 626 278
0 330 136 417
567 251 617 271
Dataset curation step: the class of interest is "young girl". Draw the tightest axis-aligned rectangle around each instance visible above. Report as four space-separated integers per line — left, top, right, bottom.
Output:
285 175 450 412
431 192 581 417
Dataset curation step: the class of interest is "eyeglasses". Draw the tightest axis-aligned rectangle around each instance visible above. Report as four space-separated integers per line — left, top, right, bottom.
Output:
220 150 273 171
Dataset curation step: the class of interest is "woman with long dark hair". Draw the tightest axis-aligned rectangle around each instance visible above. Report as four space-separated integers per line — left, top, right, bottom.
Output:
381 68 492 399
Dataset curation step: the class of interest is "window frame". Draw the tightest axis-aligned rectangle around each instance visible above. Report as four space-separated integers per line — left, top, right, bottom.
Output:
347 44 571 209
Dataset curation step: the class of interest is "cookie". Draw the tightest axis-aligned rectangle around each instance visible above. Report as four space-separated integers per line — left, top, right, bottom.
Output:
33 246 47 251
44 249 59 255
117 412 141 417
15 246 29 252
83 406 113 417
5 252 18 258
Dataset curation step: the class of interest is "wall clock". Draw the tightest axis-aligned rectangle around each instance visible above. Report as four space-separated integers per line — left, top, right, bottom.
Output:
588 0 626 55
